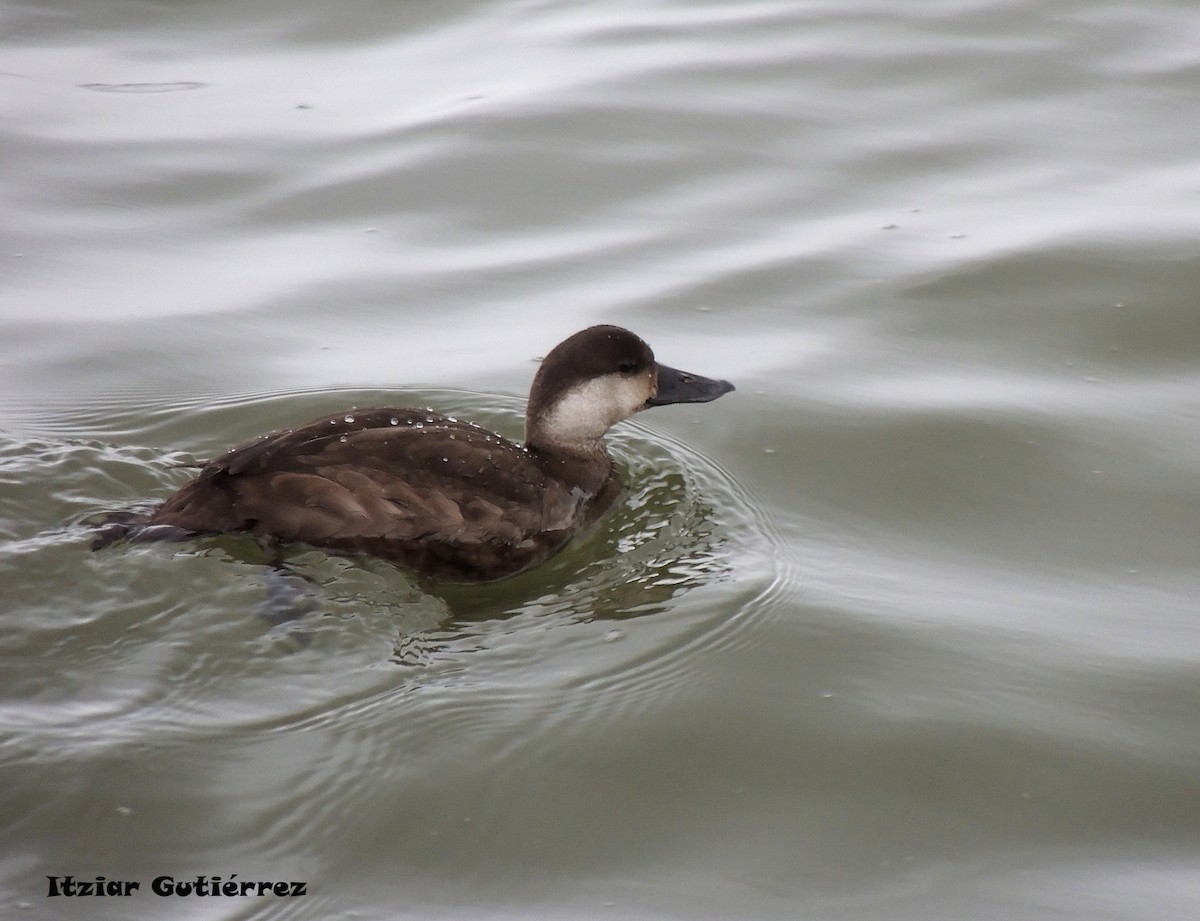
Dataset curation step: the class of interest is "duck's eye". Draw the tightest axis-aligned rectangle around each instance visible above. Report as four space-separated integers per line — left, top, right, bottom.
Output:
618 361 637 374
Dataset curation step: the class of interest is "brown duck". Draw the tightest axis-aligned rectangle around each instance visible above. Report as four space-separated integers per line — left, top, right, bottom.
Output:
99 325 733 581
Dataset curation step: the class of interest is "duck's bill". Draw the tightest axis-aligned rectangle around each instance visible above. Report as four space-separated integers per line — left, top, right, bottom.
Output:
646 364 735 406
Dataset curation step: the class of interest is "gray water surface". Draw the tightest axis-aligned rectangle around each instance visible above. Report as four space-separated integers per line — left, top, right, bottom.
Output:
2 1 1199 919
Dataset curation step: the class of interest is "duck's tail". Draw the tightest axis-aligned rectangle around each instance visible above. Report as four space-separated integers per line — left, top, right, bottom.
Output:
82 509 192 551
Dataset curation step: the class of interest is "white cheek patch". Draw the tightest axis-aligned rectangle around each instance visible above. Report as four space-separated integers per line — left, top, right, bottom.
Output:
539 374 650 442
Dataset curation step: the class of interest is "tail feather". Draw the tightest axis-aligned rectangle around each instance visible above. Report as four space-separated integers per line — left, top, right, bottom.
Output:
82 510 193 551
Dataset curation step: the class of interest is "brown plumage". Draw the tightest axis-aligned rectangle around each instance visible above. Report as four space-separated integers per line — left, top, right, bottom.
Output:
100 325 734 581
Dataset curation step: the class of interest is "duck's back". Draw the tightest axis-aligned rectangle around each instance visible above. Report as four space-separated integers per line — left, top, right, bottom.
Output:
148 407 612 580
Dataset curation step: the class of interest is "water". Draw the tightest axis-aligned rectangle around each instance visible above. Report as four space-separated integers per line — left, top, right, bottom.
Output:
3 0 1199 918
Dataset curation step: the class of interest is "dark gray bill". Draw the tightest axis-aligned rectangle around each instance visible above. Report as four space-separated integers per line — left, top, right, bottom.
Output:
646 364 735 406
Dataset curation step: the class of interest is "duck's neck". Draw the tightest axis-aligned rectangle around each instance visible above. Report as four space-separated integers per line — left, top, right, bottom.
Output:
524 437 614 495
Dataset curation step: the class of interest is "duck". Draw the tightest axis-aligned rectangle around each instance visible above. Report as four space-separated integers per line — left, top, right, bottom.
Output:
97 325 733 581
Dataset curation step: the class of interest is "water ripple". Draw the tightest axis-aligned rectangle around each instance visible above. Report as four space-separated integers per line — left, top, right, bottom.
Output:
1 390 781 801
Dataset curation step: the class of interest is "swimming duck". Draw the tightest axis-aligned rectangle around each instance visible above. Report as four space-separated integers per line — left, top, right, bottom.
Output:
103 325 733 581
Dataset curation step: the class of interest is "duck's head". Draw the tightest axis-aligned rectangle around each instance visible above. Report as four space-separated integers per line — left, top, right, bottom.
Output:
525 325 734 453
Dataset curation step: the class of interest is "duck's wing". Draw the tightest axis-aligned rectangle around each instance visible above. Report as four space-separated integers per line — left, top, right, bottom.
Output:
149 407 582 547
